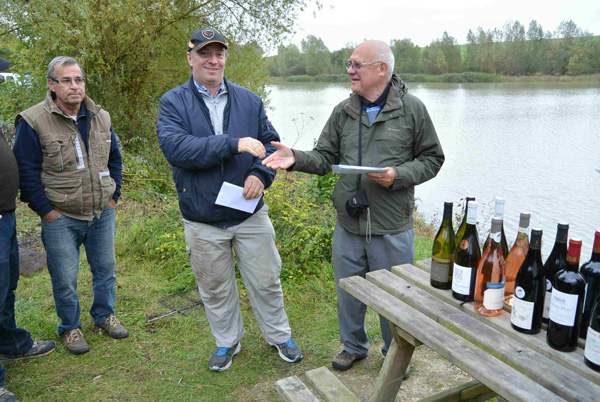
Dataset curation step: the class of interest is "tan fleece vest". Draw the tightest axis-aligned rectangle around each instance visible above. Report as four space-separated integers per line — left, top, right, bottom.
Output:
17 91 116 221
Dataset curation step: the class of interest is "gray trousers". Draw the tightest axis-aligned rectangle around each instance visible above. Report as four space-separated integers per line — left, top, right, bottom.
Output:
333 224 415 357
183 206 292 348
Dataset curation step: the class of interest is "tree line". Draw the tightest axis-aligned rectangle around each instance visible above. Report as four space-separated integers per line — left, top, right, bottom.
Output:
269 20 600 77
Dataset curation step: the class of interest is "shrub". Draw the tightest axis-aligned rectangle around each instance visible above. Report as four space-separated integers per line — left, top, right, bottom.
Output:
286 75 313 82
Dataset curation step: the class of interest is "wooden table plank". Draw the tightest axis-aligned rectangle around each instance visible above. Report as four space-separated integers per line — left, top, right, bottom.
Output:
367 269 600 402
304 366 360 402
392 263 599 384
340 276 566 402
276 375 320 402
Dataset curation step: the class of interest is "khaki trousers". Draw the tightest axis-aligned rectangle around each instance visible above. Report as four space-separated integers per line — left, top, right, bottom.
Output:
183 206 292 348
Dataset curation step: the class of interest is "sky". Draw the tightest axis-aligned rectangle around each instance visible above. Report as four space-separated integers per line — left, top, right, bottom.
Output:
284 0 600 51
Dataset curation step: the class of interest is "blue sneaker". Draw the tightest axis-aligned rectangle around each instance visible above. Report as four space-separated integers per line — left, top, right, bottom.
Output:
275 338 302 363
209 343 241 372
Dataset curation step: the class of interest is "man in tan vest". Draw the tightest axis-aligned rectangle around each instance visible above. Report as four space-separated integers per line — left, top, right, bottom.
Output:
13 56 128 355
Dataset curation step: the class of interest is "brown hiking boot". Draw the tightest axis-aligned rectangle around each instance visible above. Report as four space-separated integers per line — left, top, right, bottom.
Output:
61 328 90 355
95 315 129 339
332 350 366 371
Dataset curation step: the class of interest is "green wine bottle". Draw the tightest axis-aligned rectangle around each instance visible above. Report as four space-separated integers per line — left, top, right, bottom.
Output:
431 201 456 289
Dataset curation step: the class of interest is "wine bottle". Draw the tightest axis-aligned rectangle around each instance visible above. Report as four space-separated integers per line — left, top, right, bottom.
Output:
452 201 481 302
431 201 456 289
475 217 506 317
482 197 509 259
547 239 586 352
455 196 475 246
584 293 600 372
511 228 544 334
580 230 600 338
542 223 569 324
504 212 531 306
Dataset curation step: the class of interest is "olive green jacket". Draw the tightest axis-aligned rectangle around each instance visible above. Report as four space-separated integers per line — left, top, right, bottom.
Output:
16 91 115 221
292 74 445 235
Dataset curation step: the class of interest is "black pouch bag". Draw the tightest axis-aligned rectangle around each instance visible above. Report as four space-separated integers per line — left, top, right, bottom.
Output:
346 190 369 218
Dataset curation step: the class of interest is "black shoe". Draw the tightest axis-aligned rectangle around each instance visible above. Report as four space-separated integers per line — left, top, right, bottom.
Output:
0 386 19 401
0 341 56 362
209 343 241 372
332 350 366 371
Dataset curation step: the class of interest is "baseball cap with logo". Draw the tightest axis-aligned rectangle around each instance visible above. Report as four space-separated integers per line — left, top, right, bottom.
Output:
188 28 229 53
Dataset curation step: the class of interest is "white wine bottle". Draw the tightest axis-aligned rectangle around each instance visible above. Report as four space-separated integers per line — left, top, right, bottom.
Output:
431 201 456 289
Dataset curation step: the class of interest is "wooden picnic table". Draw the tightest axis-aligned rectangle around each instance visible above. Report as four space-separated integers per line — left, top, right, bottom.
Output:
338 259 600 402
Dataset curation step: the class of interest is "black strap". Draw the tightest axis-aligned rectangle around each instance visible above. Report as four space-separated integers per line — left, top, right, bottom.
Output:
356 108 363 188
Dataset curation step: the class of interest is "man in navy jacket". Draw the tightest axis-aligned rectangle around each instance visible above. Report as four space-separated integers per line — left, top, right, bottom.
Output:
157 28 302 372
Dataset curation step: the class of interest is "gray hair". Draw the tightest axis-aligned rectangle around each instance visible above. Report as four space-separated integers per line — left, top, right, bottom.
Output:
372 41 395 80
46 56 86 87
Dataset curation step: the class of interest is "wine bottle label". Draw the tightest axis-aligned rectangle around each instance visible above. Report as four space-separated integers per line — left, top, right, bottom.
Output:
452 263 472 295
543 290 552 319
549 288 579 326
431 260 451 282
483 282 505 310
511 297 534 330
585 327 600 365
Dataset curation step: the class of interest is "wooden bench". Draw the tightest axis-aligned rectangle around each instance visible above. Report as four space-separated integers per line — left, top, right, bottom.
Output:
278 260 600 401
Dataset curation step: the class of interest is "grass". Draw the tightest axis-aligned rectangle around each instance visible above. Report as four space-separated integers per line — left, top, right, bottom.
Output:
7 184 433 401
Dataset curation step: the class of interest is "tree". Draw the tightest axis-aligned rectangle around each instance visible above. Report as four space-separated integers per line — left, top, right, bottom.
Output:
464 29 479 72
0 0 312 144
330 47 353 73
275 44 306 76
300 35 332 76
390 38 421 74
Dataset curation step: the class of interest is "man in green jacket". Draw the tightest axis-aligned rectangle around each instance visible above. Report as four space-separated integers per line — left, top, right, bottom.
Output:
263 40 444 371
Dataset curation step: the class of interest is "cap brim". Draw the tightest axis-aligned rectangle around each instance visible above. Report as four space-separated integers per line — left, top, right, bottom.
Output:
189 41 228 53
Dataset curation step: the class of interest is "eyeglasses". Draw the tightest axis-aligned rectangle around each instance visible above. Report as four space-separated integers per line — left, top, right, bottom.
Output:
53 77 86 86
345 61 381 70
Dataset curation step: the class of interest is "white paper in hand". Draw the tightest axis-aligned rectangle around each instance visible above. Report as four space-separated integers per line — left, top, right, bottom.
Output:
332 165 389 174
215 182 261 213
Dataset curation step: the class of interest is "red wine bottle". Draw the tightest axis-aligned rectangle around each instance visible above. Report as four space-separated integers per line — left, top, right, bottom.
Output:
542 223 569 324
547 239 586 352
455 196 475 246
504 212 531 306
475 217 506 317
482 197 509 259
511 228 544 334
580 230 600 338
452 201 481 302
431 201 456 289
584 293 600 372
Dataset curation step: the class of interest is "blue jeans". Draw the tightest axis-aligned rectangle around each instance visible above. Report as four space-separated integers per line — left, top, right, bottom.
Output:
0 211 33 386
41 207 117 336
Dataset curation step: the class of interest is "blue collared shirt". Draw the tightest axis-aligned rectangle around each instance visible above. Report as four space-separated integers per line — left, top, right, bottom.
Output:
194 79 228 135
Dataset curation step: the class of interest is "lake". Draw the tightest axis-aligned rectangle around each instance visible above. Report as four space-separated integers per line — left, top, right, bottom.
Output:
266 81 600 259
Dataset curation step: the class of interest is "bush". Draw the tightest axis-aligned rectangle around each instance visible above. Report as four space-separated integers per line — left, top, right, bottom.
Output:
286 75 313 82
314 74 349 82
265 173 337 281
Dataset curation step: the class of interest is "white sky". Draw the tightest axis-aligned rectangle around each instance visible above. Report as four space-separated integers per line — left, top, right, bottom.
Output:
284 0 600 51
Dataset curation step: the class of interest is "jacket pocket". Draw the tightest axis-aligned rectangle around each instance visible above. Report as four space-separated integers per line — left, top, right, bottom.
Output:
40 132 72 172
99 174 116 208
90 131 112 167
44 177 83 215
